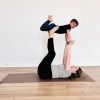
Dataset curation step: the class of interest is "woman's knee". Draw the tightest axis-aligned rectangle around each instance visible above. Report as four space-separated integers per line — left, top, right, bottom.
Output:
49 51 56 57
53 51 56 56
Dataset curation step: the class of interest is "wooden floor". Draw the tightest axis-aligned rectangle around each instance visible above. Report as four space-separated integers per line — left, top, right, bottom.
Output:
0 66 100 100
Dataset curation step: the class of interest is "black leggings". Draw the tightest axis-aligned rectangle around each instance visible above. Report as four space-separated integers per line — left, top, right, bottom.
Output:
37 38 56 79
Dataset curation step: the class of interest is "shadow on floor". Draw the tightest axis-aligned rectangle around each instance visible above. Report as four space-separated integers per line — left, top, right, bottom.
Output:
0 73 95 84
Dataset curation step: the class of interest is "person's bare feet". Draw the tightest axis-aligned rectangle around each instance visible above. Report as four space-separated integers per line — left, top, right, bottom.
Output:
48 26 59 38
47 15 53 22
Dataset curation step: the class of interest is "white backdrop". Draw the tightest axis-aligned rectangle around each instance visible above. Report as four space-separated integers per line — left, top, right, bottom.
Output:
0 0 100 67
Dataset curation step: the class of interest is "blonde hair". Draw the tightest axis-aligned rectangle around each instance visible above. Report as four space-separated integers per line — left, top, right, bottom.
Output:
68 67 85 80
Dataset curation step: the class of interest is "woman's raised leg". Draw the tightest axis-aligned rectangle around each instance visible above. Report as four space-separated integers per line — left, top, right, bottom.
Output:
38 27 58 79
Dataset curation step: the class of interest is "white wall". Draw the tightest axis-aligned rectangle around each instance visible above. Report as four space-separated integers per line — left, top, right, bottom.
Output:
0 0 100 67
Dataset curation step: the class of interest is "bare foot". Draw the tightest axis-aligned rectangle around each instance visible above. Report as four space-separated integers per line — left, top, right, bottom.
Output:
48 26 59 38
47 15 53 22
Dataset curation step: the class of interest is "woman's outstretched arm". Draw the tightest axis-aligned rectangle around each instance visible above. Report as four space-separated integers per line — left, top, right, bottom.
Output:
62 43 71 69
63 29 75 69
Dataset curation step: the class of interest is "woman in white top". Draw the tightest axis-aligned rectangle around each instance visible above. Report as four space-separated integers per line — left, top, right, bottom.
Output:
38 25 83 80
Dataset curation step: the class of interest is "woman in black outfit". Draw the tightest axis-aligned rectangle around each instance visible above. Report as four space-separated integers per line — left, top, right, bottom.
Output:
38 27 83 80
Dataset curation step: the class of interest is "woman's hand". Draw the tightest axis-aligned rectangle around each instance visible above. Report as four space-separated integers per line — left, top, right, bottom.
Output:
67 40 75 45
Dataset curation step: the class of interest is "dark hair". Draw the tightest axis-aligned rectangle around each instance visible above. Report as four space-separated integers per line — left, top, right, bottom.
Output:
70 19 79 26
68 67 84 80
